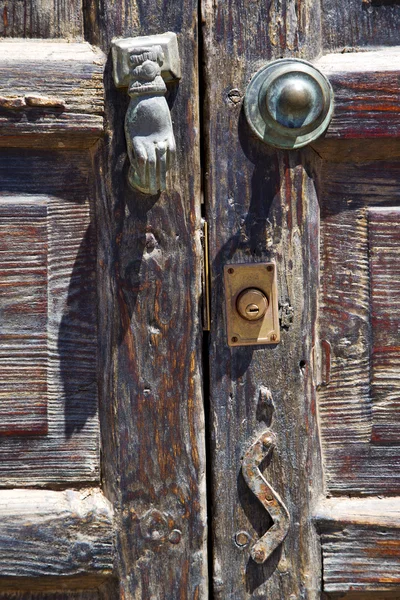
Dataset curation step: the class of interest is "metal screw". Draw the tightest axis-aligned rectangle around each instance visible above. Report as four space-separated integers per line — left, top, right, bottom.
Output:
228 267 234 274
267 265 273 272
270 333 277 342
231 336 238 343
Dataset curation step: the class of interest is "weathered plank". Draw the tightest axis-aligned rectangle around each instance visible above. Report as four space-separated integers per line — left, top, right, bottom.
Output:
369 207 400 444
202 0 324 597
316 497 400 594
0 153 99 485
0 593 100 599
0 489 113 584
322 0 400 51
86 1 208 598
0 0 83 40
0 41 104 149
315 48 400 141
0 198 48 436
318 161 400 495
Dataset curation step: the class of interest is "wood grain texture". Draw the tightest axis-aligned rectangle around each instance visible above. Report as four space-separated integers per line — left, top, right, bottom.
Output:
86 1 208 598
318 161 400 495
0 593 100 599
0 152 99 485
316 498 400 594
322 0 400 51
0 198 48 436
202 0 324 597
0 489 113 585
0 0 83 39
0 41 105 149
315 49 400 141
369 208 400 444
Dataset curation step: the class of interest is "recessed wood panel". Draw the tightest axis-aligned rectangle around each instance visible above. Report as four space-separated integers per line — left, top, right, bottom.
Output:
318 161 400 494
0 151 99 485
369 207 400 443
0 198 48 435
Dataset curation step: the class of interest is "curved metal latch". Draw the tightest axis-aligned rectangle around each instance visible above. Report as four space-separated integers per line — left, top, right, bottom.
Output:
112 32 181 194
241 430 290 563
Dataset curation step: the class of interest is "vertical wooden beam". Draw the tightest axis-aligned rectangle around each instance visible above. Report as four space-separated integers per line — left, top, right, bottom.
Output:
88 1 207 598
202 0 323 597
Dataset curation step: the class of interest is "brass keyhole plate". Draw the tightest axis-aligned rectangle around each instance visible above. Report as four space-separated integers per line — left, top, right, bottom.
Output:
224 263 280 347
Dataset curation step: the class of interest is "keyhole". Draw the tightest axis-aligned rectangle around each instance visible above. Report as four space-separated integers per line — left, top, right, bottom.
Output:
246 304 260 317
236 288 269 321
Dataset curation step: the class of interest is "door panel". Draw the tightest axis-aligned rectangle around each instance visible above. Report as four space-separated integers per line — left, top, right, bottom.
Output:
203 0 400 598
0 0 206 597
202 1 323 597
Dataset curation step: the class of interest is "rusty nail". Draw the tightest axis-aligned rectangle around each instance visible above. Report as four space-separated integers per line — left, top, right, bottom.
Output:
168 529 182 544
252 548 267 563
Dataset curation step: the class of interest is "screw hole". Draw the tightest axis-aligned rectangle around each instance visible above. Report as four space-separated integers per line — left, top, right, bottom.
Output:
299 360 307 370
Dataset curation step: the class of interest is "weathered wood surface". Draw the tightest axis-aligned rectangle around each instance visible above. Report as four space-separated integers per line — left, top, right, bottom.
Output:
202 0 324 597
316 497 400 594
0 198 48 436
369 207 400 444
85 1 208 598
0 594 100 599
0 0 82 39
322 0 400 51
0 42 104 148
315 48 400 141
0 489 113 584
0 153 99 485
318 161 400 495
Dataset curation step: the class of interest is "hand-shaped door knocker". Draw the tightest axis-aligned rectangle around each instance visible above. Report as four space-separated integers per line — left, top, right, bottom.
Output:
112 33 181 194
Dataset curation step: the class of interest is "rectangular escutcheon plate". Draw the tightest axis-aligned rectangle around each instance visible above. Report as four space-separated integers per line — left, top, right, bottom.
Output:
224 263 280 347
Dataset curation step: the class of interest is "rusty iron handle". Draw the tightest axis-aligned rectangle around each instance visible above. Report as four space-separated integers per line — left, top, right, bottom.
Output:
241 430 290 563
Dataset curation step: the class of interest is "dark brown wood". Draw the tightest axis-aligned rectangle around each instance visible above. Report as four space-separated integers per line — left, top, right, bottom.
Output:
369 207 400 444
0 0 83 39
318 161 400 495
322 0 400 51
315 49 400 140
0 169 99 485
0 198 48 436
202 0 324 597
316 497 400 594
84 1 208 598
0 42 104 149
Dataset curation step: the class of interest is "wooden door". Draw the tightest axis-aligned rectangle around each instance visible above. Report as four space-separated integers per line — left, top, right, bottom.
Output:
0 1 206 599
2 1 400 599
202 0 400 598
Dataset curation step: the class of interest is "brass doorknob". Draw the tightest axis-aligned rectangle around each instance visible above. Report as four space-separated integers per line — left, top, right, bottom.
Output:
244 58 334 149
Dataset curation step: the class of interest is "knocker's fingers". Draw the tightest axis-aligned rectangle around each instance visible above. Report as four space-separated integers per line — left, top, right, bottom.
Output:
132 139 148 191
167 136 176 171
147 144 157 195
156 142 167 191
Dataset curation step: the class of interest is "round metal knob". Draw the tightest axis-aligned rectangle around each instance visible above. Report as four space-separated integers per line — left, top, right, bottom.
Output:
244 58 334 149
236 288 269 321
